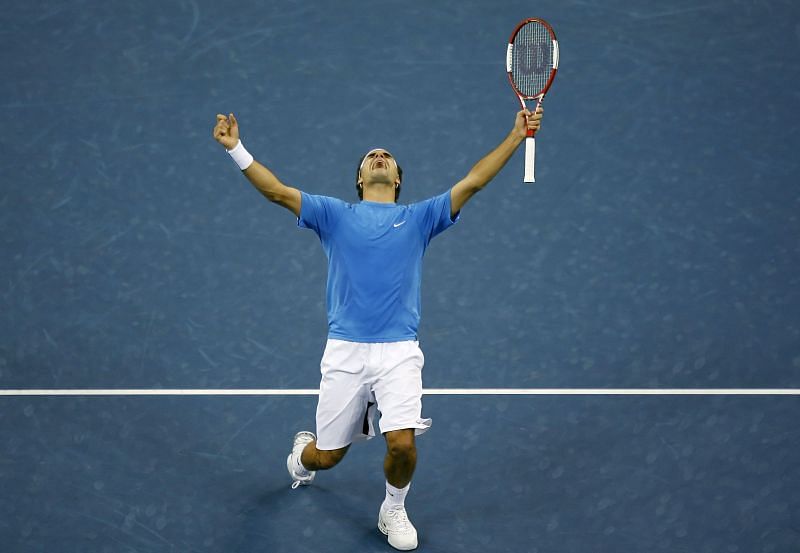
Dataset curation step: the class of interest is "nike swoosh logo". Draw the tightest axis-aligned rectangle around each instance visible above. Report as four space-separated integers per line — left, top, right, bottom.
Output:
393 221 406 228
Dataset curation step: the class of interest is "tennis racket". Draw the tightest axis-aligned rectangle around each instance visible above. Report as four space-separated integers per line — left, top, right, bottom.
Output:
506 18 559 182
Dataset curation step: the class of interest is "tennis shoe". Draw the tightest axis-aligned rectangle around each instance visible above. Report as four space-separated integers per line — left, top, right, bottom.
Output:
286 431 316 489
378 505 418 551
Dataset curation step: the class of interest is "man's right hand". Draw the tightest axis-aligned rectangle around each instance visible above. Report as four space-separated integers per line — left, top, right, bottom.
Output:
213 113 240 150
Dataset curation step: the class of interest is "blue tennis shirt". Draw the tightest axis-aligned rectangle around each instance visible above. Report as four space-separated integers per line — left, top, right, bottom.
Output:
298 189 459 342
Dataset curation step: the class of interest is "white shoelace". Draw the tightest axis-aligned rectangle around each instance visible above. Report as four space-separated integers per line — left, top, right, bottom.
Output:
385 507 414 534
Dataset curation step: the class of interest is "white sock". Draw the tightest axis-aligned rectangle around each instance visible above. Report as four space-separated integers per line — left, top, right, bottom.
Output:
293 451 310 476
382 481 410 510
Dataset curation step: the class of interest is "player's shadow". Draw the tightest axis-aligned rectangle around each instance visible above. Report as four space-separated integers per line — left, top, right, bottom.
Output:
232 480 387 552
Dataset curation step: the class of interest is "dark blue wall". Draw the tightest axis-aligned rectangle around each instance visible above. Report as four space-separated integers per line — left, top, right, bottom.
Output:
1 0 798 389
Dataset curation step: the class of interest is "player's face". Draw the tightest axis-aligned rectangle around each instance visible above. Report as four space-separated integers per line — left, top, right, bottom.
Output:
359 149 399 185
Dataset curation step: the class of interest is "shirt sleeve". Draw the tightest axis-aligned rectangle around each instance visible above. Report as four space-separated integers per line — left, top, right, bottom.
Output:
297 192 347 236
415 188 460 242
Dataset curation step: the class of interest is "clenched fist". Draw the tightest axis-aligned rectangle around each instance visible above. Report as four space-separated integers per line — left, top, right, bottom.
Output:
213 113 240 150
513 105 543 139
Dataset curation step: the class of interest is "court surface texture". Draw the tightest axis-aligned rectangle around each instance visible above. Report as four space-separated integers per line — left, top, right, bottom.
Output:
1 1 798 552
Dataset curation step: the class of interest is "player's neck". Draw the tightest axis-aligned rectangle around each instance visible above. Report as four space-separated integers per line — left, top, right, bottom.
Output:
362 183 396 204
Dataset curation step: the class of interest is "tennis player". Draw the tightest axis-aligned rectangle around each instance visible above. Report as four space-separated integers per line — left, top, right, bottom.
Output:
213 106 543 551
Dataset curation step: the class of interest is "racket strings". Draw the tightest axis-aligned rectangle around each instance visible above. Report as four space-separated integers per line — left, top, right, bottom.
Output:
511 23 554 97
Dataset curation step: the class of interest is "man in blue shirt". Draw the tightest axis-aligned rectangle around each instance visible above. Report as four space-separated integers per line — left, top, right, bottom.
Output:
213 106 543 550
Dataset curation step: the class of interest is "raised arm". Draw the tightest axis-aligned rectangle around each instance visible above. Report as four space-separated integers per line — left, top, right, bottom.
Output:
449 106 543 218
213 113 302 217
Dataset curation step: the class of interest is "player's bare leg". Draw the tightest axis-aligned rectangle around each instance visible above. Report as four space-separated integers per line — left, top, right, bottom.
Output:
379 429 419 550
383 429 417 488
301 441 349 470
287 432 349 489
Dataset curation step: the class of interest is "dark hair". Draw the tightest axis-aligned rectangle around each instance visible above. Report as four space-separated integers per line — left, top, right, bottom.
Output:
355 152 403 201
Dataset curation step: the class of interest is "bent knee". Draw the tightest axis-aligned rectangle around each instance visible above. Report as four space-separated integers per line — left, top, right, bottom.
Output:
385 431 416 459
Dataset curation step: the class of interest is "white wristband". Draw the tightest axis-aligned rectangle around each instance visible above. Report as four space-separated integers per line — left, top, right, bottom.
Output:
226 140 254 171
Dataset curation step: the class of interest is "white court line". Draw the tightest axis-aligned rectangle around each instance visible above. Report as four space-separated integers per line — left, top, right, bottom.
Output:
0 388 798 396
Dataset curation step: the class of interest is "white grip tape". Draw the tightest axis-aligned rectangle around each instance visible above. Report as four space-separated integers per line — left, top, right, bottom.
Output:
227 140 254 171
524 136 536 183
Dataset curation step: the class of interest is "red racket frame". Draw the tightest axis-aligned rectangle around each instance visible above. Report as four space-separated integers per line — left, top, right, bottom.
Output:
506 18 559 138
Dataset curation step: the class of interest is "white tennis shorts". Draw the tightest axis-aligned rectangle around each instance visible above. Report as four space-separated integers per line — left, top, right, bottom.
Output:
315 339 432 451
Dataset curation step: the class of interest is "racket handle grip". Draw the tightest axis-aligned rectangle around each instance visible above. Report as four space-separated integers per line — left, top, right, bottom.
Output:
523 136 536 183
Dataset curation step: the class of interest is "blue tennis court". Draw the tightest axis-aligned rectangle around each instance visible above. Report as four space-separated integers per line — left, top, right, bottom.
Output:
1 0 798 551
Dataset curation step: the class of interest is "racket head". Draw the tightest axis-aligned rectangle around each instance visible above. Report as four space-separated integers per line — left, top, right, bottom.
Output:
506 18 559 104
